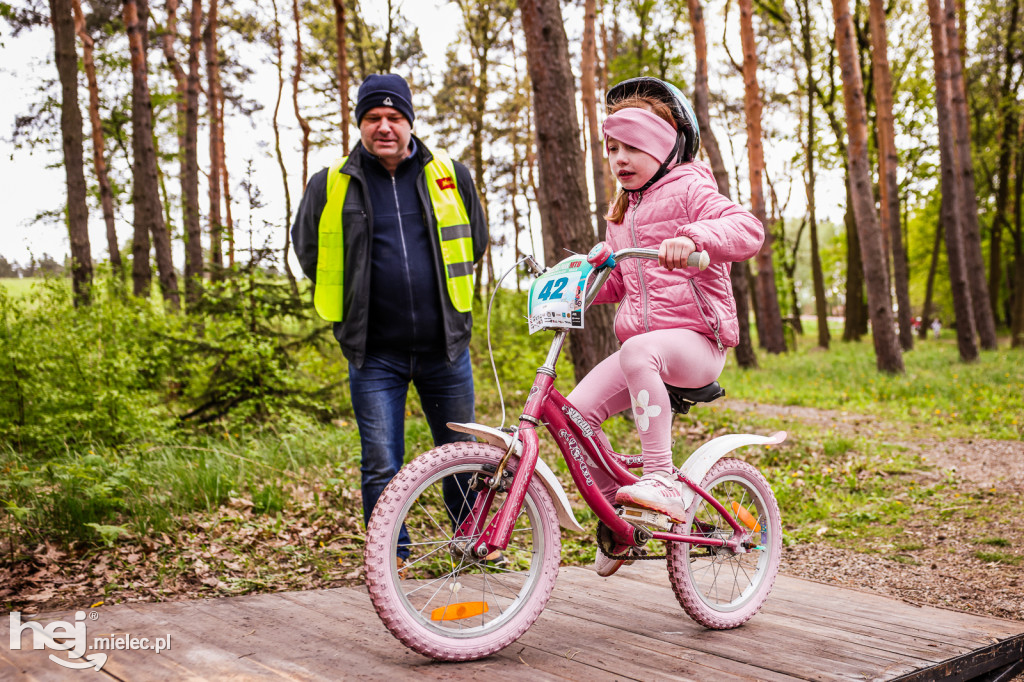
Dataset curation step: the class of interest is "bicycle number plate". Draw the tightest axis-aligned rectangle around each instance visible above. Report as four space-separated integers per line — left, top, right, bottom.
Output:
527 255 594 334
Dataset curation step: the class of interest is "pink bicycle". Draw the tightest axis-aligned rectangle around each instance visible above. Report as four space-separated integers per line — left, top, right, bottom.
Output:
364 244 786 661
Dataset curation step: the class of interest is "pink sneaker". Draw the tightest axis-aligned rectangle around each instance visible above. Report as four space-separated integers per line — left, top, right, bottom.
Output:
615 472 687 523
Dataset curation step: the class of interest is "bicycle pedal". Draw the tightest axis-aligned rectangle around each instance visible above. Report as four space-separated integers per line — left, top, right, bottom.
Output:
617 505 673 531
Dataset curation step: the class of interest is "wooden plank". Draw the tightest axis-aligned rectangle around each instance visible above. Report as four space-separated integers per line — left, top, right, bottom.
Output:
280 587 589 681
127 596 372 679
575 566 961 664
0 604 257 681
93 601 264 681
307 584 800 681
0 648 33 681
616 562 1020 644
577 564 995 676
766 576 1021 642
546 567 933 680
1 563 1019 680
892 633 1024 682
589 561 1021 649
155 590 521 680
515 599 806 681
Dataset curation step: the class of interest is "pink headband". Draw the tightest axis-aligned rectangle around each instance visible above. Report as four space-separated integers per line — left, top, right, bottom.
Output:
603 108 678 164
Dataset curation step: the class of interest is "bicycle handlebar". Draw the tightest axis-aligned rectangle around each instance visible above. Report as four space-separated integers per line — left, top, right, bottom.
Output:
615 247 710 271
582 243 711 309
586 242 710 271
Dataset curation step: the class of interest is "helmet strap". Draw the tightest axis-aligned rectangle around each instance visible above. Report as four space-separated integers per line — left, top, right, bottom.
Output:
635 134 683 193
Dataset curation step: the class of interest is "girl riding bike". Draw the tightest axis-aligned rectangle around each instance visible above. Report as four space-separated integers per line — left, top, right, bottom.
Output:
362 78 782 662
567 78 764 577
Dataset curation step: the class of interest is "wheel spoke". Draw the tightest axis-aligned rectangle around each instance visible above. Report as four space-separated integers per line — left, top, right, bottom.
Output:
365 444 560 654
668 460 781 628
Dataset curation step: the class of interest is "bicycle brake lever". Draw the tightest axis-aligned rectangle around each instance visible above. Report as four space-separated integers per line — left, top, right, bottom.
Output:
522 255 545 276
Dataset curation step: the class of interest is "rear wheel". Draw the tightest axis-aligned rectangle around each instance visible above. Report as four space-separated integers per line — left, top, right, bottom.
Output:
666 458 781 629
364 441 562 661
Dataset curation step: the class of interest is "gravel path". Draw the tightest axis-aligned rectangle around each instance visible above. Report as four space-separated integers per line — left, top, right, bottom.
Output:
724 399 1024 624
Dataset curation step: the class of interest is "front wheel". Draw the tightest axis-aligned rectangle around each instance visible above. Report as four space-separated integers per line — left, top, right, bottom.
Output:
666 458 782 629
364 441 562 661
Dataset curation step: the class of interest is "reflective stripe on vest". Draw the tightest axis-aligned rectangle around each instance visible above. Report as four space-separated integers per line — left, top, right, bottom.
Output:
425 150 474 313
313 149 474 321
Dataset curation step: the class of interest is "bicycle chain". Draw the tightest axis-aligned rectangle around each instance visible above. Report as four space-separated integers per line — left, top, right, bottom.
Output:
596 521 716 562
596 521 665 561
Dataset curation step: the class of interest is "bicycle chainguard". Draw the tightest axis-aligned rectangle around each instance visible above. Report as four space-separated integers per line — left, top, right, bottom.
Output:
596 521 648 562
617 505 674 532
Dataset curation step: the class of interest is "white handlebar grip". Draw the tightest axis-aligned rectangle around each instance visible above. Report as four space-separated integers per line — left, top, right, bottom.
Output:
687 250 711 271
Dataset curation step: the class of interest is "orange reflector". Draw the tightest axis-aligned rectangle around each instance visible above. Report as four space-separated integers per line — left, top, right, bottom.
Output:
731 501 762 532
430 601 490 622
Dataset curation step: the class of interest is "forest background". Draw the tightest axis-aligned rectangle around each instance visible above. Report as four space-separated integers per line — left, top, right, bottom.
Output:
0 0 1022 616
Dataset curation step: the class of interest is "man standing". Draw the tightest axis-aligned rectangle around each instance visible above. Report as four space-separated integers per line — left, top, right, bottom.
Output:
291 74 488 563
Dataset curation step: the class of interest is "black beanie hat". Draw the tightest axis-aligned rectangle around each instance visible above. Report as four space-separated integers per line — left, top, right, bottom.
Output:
355 74 415 125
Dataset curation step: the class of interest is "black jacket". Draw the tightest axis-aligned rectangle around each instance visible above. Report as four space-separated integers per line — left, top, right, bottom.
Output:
291 136 488 368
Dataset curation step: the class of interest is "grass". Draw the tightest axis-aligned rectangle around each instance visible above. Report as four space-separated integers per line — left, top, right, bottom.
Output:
0 278 45 299
3 282 1023 608
973 550 1022 566
1 421 363 547
720 322 1023 441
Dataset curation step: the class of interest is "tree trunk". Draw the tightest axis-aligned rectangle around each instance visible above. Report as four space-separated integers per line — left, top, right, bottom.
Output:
126 0 180 308
833 0 902 372
687 0 757 367
518 0 617 383
944 0 998 349
868 0 912 351
72 0 120 281
738 0 786 354
920 216 943 339
988 0 1019 326
581 0 607 239
160 0 200 304
183 0 203 305
293 0 311 190
1012 117 1024 348
454 0 514 302
842 178 868 341
271 0 297 294
50 0 92 306
218 93 233 267
795 0 829 349
332 0 350 150
927 0 978 361
381 0 394 72
205 0 223 275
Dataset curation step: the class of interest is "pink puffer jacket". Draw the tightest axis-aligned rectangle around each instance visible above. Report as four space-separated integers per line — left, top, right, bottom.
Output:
594 161 764 348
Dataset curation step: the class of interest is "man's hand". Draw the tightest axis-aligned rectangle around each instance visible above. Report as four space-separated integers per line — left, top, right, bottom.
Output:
658 236 697 270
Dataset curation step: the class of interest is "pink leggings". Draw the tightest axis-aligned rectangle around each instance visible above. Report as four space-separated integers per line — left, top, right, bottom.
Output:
566 329 726 500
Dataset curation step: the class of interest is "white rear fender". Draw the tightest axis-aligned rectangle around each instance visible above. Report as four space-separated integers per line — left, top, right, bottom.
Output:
448 422 585 533
676 431 787 509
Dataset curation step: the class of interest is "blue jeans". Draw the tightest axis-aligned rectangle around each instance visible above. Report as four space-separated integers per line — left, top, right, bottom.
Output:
349 348 476 558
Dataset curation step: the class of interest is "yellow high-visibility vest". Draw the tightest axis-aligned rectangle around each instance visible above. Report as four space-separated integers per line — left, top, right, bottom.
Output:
313 149 474 321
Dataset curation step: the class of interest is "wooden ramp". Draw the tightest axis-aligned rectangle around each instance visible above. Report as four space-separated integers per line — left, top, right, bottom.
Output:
3 561 1022 681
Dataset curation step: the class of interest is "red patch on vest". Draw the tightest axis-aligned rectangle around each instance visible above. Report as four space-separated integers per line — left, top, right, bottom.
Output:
436 177 456 191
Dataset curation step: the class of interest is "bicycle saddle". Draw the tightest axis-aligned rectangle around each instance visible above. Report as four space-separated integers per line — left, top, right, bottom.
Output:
665 381 725 414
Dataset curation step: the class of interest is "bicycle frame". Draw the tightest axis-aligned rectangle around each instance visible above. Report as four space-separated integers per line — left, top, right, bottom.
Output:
467 330 751 560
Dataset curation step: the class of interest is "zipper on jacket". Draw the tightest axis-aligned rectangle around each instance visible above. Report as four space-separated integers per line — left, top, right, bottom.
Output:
689 278 724 351
628 192 651 333
392 176 419 341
